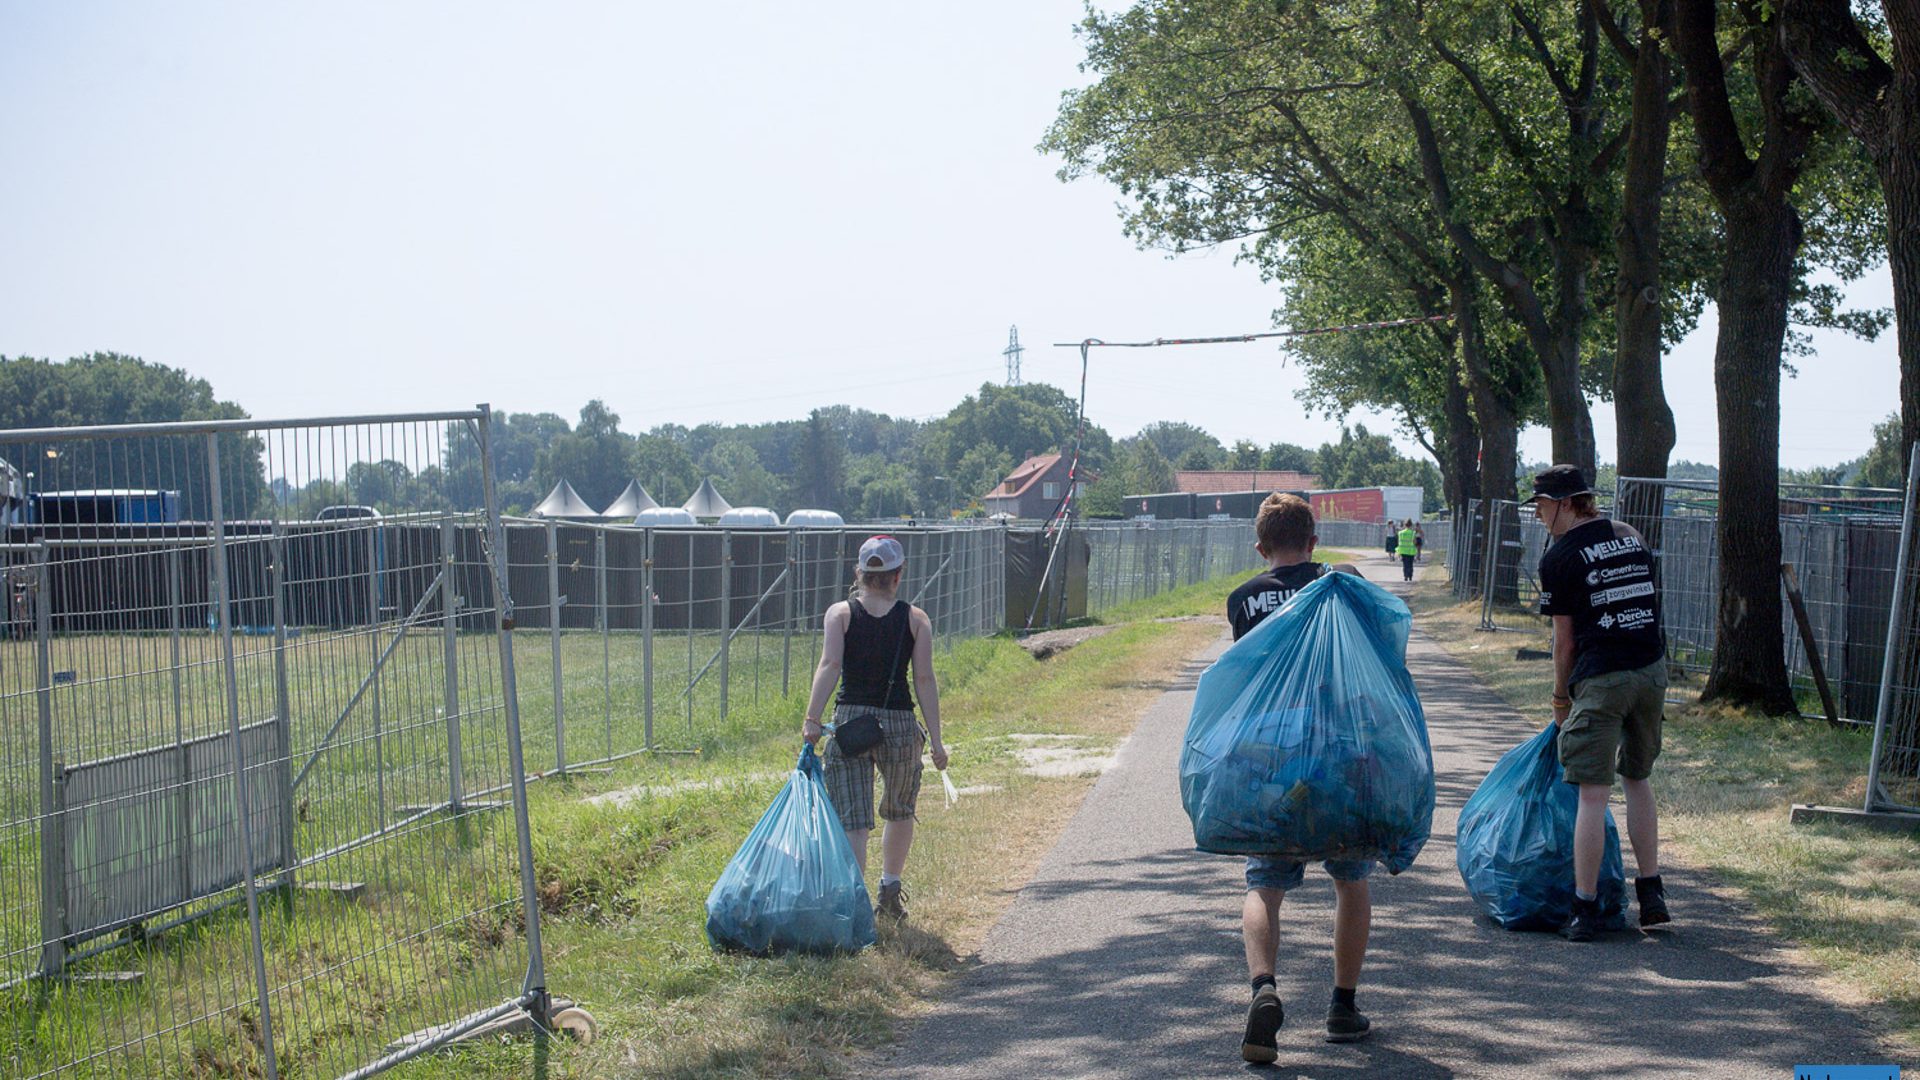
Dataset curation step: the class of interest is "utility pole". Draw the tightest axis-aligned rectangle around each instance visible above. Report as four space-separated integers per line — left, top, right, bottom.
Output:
1003 325 1024 386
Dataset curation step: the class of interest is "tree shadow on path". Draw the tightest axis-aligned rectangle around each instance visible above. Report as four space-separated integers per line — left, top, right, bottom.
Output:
855 618 1890 1079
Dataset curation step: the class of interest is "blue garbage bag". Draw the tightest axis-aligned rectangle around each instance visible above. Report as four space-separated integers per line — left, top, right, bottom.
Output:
1456 726 1629 931
1180 572 1436 872
705 744 876 955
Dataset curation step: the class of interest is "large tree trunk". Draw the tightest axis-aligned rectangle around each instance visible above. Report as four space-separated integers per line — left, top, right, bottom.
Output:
1780 0 1920 470
1542 333 1598 477
1442 349 1482 512
1700 196 1802 714
1891 91 1920 470
1614 0 1678 549
1677 0 1814 715
1450 276 1520 502
1615 1 1677 487
1401 89 1598 481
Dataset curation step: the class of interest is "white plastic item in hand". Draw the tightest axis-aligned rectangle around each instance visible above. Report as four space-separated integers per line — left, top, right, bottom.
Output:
940 769 959 808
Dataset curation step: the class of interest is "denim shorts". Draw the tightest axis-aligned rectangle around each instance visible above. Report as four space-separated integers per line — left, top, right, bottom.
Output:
1245 856 1375 892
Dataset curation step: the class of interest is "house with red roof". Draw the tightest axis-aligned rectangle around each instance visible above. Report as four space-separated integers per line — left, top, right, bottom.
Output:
982 453 1095 519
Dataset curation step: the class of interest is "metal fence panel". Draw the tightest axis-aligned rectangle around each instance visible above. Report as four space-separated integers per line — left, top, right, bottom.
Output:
1433 478 1914 729
1080 521 1262 616
1867 447 1920 811
0 410 545 1078
1478 501 1550 635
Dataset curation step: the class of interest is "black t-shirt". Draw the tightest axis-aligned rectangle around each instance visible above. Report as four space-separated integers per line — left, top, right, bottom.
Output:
1227 561 1326 641
1538 517 1665 686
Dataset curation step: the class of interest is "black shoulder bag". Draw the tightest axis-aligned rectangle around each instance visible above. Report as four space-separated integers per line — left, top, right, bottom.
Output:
834 605 912 758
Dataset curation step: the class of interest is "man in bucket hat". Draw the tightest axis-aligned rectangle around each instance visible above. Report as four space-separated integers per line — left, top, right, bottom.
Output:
1530 465 1672 941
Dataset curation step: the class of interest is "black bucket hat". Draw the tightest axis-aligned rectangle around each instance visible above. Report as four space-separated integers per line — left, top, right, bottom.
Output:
1527 464 1594 502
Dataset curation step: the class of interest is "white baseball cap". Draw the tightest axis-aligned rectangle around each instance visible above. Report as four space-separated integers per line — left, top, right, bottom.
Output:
856 534 905 572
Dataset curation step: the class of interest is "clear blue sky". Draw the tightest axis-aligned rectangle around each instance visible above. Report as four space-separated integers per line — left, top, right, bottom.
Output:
0 2 1898 469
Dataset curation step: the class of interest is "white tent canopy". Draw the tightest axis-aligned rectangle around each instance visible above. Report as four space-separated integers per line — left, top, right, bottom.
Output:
784 508 845 528
529 479 598 519
682 478 733 518
633 506 697 526
601 479 659 519
717 506 780 527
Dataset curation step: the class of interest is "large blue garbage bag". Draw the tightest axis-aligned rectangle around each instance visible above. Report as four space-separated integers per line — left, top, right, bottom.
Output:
705 744 876 955
1456 726 1628 931
1180 572 1435 872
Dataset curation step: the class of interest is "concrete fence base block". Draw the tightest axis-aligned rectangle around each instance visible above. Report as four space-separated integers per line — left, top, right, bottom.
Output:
1790 804 1920 833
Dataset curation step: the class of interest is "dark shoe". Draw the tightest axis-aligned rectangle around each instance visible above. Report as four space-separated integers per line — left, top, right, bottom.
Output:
1241 985 1284 1063
1325 1001 1372 1043
876 881 908 921
1562 896 1603 942
1636 875 1671 927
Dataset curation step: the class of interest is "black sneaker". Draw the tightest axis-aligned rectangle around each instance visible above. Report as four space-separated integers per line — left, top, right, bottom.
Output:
1241 985 1284 1063
1325 1001 1372 1043
1562 896 1603 942
876 881 908 921
1636 875 1671 927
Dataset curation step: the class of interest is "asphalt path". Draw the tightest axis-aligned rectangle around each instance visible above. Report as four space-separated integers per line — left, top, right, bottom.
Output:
857 555 1891 1078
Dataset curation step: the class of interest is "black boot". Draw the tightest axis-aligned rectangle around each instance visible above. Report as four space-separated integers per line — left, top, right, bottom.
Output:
1636 875 1671 927
1562 896 1603 942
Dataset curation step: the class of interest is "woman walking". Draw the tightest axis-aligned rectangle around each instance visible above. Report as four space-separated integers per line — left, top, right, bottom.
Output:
802 535 949 920
1396 519 1419 581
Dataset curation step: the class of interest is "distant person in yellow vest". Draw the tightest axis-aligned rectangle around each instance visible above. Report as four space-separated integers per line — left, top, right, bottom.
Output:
1396 520 1418 581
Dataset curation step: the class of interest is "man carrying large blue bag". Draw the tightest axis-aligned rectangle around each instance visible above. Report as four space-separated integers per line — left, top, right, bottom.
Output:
1181 494 1436 1063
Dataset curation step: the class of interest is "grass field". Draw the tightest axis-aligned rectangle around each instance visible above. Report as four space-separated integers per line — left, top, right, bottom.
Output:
0 565 1255 1078
1403 573 1920 1054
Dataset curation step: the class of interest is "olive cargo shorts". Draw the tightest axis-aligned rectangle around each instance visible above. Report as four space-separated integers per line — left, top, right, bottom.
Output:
1559 659 1667 786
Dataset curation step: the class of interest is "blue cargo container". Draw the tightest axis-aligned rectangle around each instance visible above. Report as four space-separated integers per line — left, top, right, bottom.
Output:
31 489 182 525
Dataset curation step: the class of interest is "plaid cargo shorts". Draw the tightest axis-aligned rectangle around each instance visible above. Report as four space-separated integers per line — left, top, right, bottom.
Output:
822 703 925 833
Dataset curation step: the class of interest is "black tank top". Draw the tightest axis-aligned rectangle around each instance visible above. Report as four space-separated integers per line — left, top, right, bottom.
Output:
839 599 914 709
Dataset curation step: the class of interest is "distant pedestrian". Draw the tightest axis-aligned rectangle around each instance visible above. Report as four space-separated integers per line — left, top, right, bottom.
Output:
1414 521 1425 561
1531 465 1671 941
1396 519 1418 581
801 535 950 921
1224 494 1373 1061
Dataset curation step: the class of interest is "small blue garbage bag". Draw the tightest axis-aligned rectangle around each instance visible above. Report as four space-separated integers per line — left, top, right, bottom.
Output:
705 744 876 955
1180 572 1436 873
1456 726 1628 931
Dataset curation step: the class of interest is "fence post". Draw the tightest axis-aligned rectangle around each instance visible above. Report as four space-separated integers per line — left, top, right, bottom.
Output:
720 529 732 721
475 405 551 1023
269 523 295 885
642 528 655 752
205 432 283 1080
366 523 387 825
547 518 565 775
1865 443 1920 811
782 530 795 697
441 517 464 810
597 529 610 762
32 544 65 978
169 543 192 910
1480 503 1501 629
